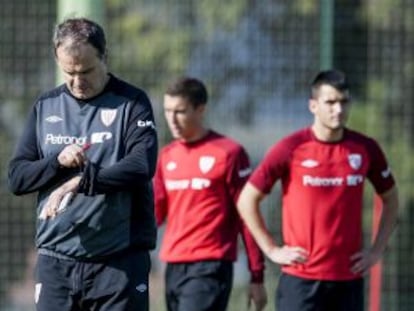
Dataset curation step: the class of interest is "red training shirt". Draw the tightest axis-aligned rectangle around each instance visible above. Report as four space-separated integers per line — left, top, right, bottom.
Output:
154 131 264 282
249 127 395 281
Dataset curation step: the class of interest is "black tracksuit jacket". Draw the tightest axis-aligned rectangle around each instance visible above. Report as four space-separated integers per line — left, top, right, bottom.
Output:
8 74 158 260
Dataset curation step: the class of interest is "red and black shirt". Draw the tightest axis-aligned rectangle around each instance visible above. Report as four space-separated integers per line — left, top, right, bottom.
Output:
154 131 264 282
249 127 395 280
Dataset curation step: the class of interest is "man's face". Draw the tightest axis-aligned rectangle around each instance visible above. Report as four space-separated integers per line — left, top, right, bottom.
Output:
309 84 351 131
163 94 205 142
55 42 108 100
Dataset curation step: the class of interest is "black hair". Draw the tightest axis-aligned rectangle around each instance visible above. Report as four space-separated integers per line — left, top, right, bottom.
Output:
165 77 208 108
53 18 106 59
311 69 349 98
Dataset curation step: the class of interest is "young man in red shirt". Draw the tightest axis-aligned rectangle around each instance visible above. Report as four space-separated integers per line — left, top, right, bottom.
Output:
154 77 267 311
237 69 399 311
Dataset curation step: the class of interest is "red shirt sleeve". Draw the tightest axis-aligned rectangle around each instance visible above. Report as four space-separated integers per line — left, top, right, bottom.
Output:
226 145 265 283
365 138 396 193
153 154 168 226
240 221 265 283
249 139 292 194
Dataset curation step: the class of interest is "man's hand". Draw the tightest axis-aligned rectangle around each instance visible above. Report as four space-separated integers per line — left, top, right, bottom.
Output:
350 249 381 275
247 283 267 311
39 176 81 219
267 245 309 266
57 144 89 168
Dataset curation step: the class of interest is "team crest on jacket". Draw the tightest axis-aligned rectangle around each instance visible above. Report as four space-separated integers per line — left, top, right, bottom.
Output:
101 109 117 127
199 156 215 174
348 153 362 170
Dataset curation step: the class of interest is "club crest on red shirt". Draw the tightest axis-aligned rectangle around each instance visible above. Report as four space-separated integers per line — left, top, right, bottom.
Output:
199 156 215 174
348 153 362 170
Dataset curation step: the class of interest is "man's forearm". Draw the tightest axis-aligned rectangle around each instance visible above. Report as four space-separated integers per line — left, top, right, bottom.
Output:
237 183 278 257
371 186 399 256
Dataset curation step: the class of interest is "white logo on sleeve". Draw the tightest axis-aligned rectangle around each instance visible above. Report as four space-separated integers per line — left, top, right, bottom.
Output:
348 154 362 170
199 156 215 174
101 109 117 127
137 120 156 129
238 167 252 178
135 283 148 293
381 167 391 178
35 283 42 304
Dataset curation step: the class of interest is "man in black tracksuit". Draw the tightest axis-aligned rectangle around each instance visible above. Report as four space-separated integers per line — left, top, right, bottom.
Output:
8 18 158 311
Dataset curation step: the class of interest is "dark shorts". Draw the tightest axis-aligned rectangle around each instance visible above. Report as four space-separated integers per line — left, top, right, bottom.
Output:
34 250 151 311
276 272 364 311
165 260 233 311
